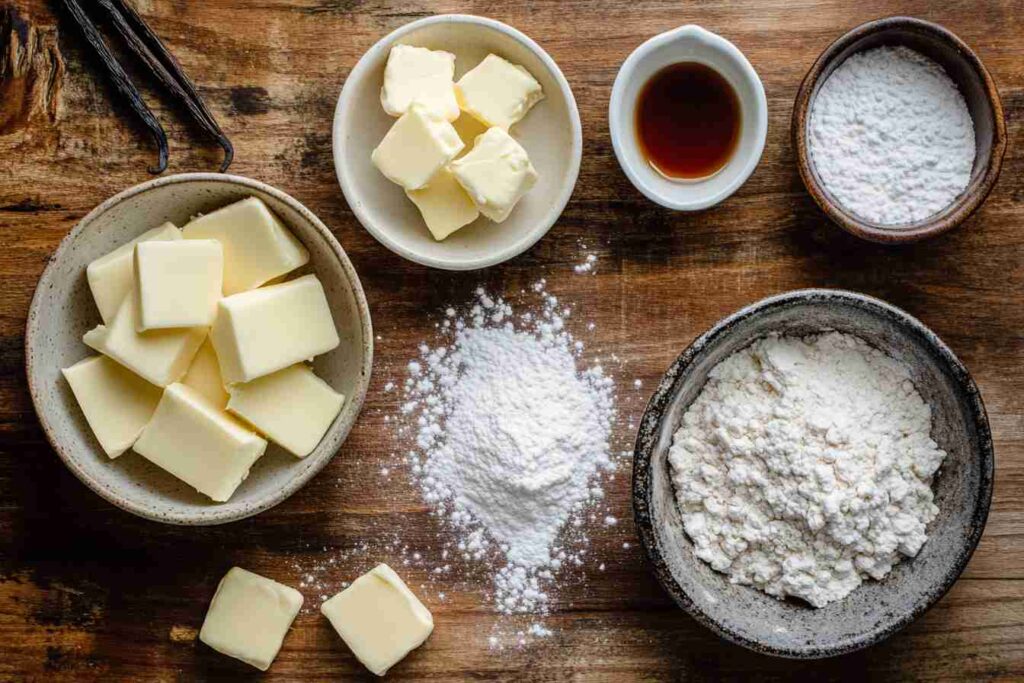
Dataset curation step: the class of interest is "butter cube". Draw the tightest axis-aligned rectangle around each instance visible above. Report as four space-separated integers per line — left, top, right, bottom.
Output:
455 54 544 130
371 105 463 190
134 240 223 331
87 222 181 324
133 383 267 502
199 567 303 671
321 564 433 676
210 275 340 385
85 296 206 387
450 127 538 222
227 364 344 457
381 44 459 121
62 355 162 458
183 197 309 295
182 338 229 409
406 168 480 240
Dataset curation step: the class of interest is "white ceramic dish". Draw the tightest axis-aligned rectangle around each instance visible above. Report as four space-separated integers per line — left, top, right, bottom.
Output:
609 25 768 211
25 173 373 525
333 14 582 270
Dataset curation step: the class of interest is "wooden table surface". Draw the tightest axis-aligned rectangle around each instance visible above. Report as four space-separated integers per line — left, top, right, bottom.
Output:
2 0 1022 680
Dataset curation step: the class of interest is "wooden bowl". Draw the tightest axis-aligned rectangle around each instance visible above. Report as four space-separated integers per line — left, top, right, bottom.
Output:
792 17 1006 243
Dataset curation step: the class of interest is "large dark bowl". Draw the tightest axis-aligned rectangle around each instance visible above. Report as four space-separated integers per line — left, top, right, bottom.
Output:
633 289 994 658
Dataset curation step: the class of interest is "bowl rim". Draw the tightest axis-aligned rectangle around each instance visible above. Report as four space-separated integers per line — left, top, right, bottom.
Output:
632 288 995 658
792 16 1008 244
332 13 583 271
24 172 375 525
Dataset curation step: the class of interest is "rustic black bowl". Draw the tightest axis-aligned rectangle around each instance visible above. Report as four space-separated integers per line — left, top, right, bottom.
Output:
633 289 994 658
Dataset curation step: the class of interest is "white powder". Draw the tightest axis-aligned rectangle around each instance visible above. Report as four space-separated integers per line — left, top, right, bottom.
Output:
669 332 946 608
809 46 975 226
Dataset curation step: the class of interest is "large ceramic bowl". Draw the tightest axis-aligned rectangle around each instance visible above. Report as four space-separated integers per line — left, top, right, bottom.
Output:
25 173 373 525
633 289 993 658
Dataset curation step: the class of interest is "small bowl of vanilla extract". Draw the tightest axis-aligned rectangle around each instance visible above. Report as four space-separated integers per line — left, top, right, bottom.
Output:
610 25 767 211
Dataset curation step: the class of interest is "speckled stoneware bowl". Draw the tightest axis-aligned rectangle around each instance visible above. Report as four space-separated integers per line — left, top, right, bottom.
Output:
25 173 373 525
633 289 993 658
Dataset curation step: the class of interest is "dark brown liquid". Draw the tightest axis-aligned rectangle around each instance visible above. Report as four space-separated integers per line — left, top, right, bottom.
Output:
635 62 741 179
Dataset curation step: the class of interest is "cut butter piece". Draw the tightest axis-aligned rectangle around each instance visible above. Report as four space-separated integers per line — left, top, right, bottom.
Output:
320 563 433 676
199 567 303 671
450 127 538 222
210 274 340 385
182 338 229 409
455 53 544 130
182 197 309 295
134 239 223 331
62 355 162 458
227 364 344 458
381 44 459 121
86 222 181 324
133 383 267 502
406 167 480 241
371 105 463 191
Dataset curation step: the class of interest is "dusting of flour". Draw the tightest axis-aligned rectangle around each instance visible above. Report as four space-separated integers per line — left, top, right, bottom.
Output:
669 332 946 608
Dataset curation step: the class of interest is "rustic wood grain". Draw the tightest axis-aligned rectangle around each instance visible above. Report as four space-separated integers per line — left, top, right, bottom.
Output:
1 0 1022 680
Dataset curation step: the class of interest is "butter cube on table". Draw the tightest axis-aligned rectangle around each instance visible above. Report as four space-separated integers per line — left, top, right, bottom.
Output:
86 222 181 324
62 355 163 458
182 338 229 409
200 567 303 671
456 53 544 130
381 44 459 121
406 167 480 240
321 564 433 676
227 363 345 457
133 383 267 502
183 197 309 295
450 127 538 222
134 239 223 331
211 274 340 385
371 105 463 191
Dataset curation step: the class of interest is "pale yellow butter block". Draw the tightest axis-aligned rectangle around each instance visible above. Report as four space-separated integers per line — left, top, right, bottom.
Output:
320 564 433 676
182 197 309 295
182 338 229 409
381 44 459 121
134 239 223 331
371 105 463 191
451 113 489 158
455 54 544 130
210 274 339 385
87 222 181 324
227 364 344 457
62 355 162 458
133 383 267 502
450 127 538 222
199 567 303 671
406 168 480 241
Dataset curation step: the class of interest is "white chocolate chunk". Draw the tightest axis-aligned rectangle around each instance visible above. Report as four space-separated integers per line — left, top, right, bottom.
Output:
210 274 340 385
133 383 267 502
455 54 544 130
381 44 459 121
320 564 433 676
86 222 181 324
406 167 480 240
182 338 229 409
199 567 303 671
371 105 463 191
450 127 538 222
182 197 309 295
61 355 162 458
227 364 345 458
134 240 223 331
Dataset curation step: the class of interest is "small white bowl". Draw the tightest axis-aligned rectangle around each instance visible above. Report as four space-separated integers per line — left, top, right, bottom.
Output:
609 25 768 211
333 15 582 271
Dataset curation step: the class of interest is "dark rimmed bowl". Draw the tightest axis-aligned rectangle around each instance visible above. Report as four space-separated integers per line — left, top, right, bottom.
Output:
793 17 1006 244
633 289 994 658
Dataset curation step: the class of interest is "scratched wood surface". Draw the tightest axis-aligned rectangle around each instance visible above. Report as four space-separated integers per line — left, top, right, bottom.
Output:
1 0 1022 680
